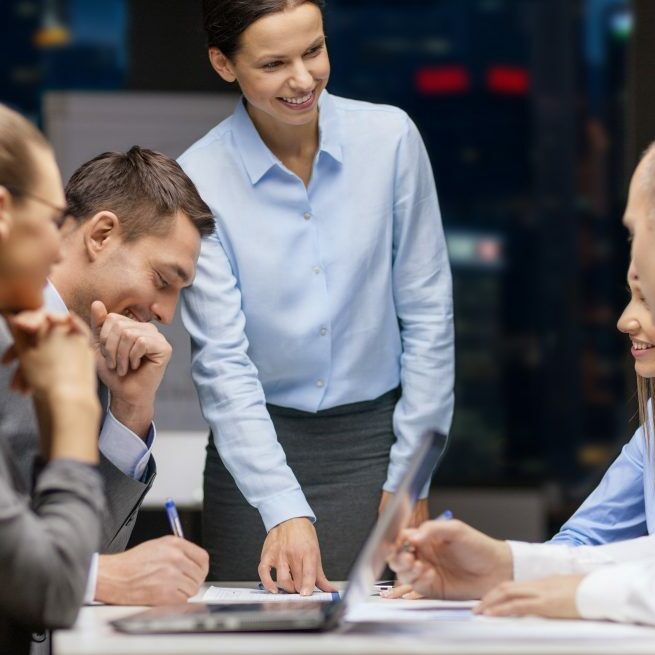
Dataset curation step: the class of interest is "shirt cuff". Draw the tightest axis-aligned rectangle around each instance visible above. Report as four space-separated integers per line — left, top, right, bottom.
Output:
576 565 628 621
384 462 433 499
98 409 155 480
84 553 99 604
576 559 655 625
508 540 613 582
257 489 316 533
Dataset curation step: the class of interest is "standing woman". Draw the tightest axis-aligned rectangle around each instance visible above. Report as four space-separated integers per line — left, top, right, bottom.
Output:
0 104 104 653
180 0 454 592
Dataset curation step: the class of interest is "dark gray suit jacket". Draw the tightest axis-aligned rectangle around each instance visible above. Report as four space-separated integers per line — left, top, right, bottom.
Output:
0 322 156 554
0 427 105 655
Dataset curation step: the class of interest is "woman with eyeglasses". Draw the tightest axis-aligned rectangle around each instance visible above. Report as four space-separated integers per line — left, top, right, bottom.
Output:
179 0 454 593
0 103 104 654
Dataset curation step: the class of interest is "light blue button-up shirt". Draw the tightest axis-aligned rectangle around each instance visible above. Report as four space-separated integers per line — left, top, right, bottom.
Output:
549 421 655 546
179 91 454 532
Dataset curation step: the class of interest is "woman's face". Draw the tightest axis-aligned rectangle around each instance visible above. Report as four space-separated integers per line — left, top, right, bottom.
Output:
213 2 330 130
0 144 64 313
617 262 655 378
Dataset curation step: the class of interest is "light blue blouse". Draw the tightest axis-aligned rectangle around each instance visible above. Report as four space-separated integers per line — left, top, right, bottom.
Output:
550 423 655 545
179 91 454 531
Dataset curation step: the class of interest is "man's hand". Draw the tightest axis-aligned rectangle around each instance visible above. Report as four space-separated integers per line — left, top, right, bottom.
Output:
96 536 209 605
388 519 513 600
475 575 584 619
91 301 172 438
379 491 429 529
258 517 336 596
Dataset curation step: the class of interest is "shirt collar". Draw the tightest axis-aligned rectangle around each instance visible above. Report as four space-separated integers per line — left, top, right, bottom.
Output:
44 279 68 313
316 90 343 165
233 90 343 186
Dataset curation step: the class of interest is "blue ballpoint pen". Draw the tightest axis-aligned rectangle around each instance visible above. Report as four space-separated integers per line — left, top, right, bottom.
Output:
164 498 184 538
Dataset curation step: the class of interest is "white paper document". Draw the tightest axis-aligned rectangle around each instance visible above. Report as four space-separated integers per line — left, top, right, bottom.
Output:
202 586 341 603
346 599 475 623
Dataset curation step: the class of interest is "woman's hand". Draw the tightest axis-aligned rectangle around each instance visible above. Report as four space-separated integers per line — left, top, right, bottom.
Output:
4 311 92 395
4 311 100 463
380 583 424 600
475 575 584 619
387 519 513 600
379 491 429 529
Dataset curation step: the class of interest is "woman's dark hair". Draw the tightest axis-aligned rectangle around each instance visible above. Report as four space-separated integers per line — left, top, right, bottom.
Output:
202 0 326 59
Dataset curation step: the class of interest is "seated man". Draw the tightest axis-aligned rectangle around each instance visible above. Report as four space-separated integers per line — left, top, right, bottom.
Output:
0 146 214 613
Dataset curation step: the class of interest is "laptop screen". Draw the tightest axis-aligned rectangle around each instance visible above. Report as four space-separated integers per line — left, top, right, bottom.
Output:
340 430 448 612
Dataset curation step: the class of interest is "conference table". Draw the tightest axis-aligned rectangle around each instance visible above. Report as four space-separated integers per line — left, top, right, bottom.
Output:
54 583 655 655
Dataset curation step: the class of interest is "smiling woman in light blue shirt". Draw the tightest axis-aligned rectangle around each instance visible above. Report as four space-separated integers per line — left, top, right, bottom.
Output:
549 262 655 547
180 0 454 592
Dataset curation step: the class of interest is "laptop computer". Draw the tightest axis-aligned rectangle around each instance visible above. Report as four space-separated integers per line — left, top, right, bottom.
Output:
112 429 448 634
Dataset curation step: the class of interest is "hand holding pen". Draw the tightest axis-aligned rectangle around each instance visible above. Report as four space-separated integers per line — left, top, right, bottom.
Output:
386 513 513 601
165 498 184 538
381 509 453 600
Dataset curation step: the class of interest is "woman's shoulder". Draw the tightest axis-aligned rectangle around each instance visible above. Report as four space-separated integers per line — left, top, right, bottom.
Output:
328 93 412 134
178 113 238 170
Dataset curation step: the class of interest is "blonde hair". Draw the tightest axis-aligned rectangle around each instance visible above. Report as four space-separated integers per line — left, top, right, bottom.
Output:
637 374 654 449
0 103 50 196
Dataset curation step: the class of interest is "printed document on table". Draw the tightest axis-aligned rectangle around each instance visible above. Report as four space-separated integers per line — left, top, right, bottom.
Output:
202 586 341 603
346 599 475 623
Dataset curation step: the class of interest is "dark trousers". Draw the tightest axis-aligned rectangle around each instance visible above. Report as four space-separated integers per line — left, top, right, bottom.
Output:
202 388 399 581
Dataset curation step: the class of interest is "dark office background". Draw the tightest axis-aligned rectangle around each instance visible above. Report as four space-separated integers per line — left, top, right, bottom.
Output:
3 0 655 535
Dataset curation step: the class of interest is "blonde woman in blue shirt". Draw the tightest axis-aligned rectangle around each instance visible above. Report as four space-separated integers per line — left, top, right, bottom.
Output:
180 0 454 594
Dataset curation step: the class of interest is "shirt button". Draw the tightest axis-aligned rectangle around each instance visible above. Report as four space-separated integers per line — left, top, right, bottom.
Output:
313 266 321 274
304 212 312 221
320 327 328 336
316 379 325 388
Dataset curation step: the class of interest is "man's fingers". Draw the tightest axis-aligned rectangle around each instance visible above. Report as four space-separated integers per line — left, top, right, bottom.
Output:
115 331 137 376
100 327 121 370
175 539 210 576
90 300 108 336
129 337 148 371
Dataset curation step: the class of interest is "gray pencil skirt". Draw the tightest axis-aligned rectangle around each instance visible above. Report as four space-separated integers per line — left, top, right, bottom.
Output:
202 387 399 581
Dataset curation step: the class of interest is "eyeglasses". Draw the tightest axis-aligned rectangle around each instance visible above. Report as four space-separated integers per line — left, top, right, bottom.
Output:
2 184 75 229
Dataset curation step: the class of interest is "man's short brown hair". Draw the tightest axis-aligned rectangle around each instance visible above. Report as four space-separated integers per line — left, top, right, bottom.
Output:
65 146 215 240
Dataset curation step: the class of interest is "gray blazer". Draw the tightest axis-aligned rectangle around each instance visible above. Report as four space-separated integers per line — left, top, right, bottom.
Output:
0 323 156 554
0 428 105 654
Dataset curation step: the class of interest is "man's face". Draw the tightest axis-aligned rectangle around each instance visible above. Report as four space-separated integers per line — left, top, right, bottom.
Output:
77 211 200 326
624 156 655 320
